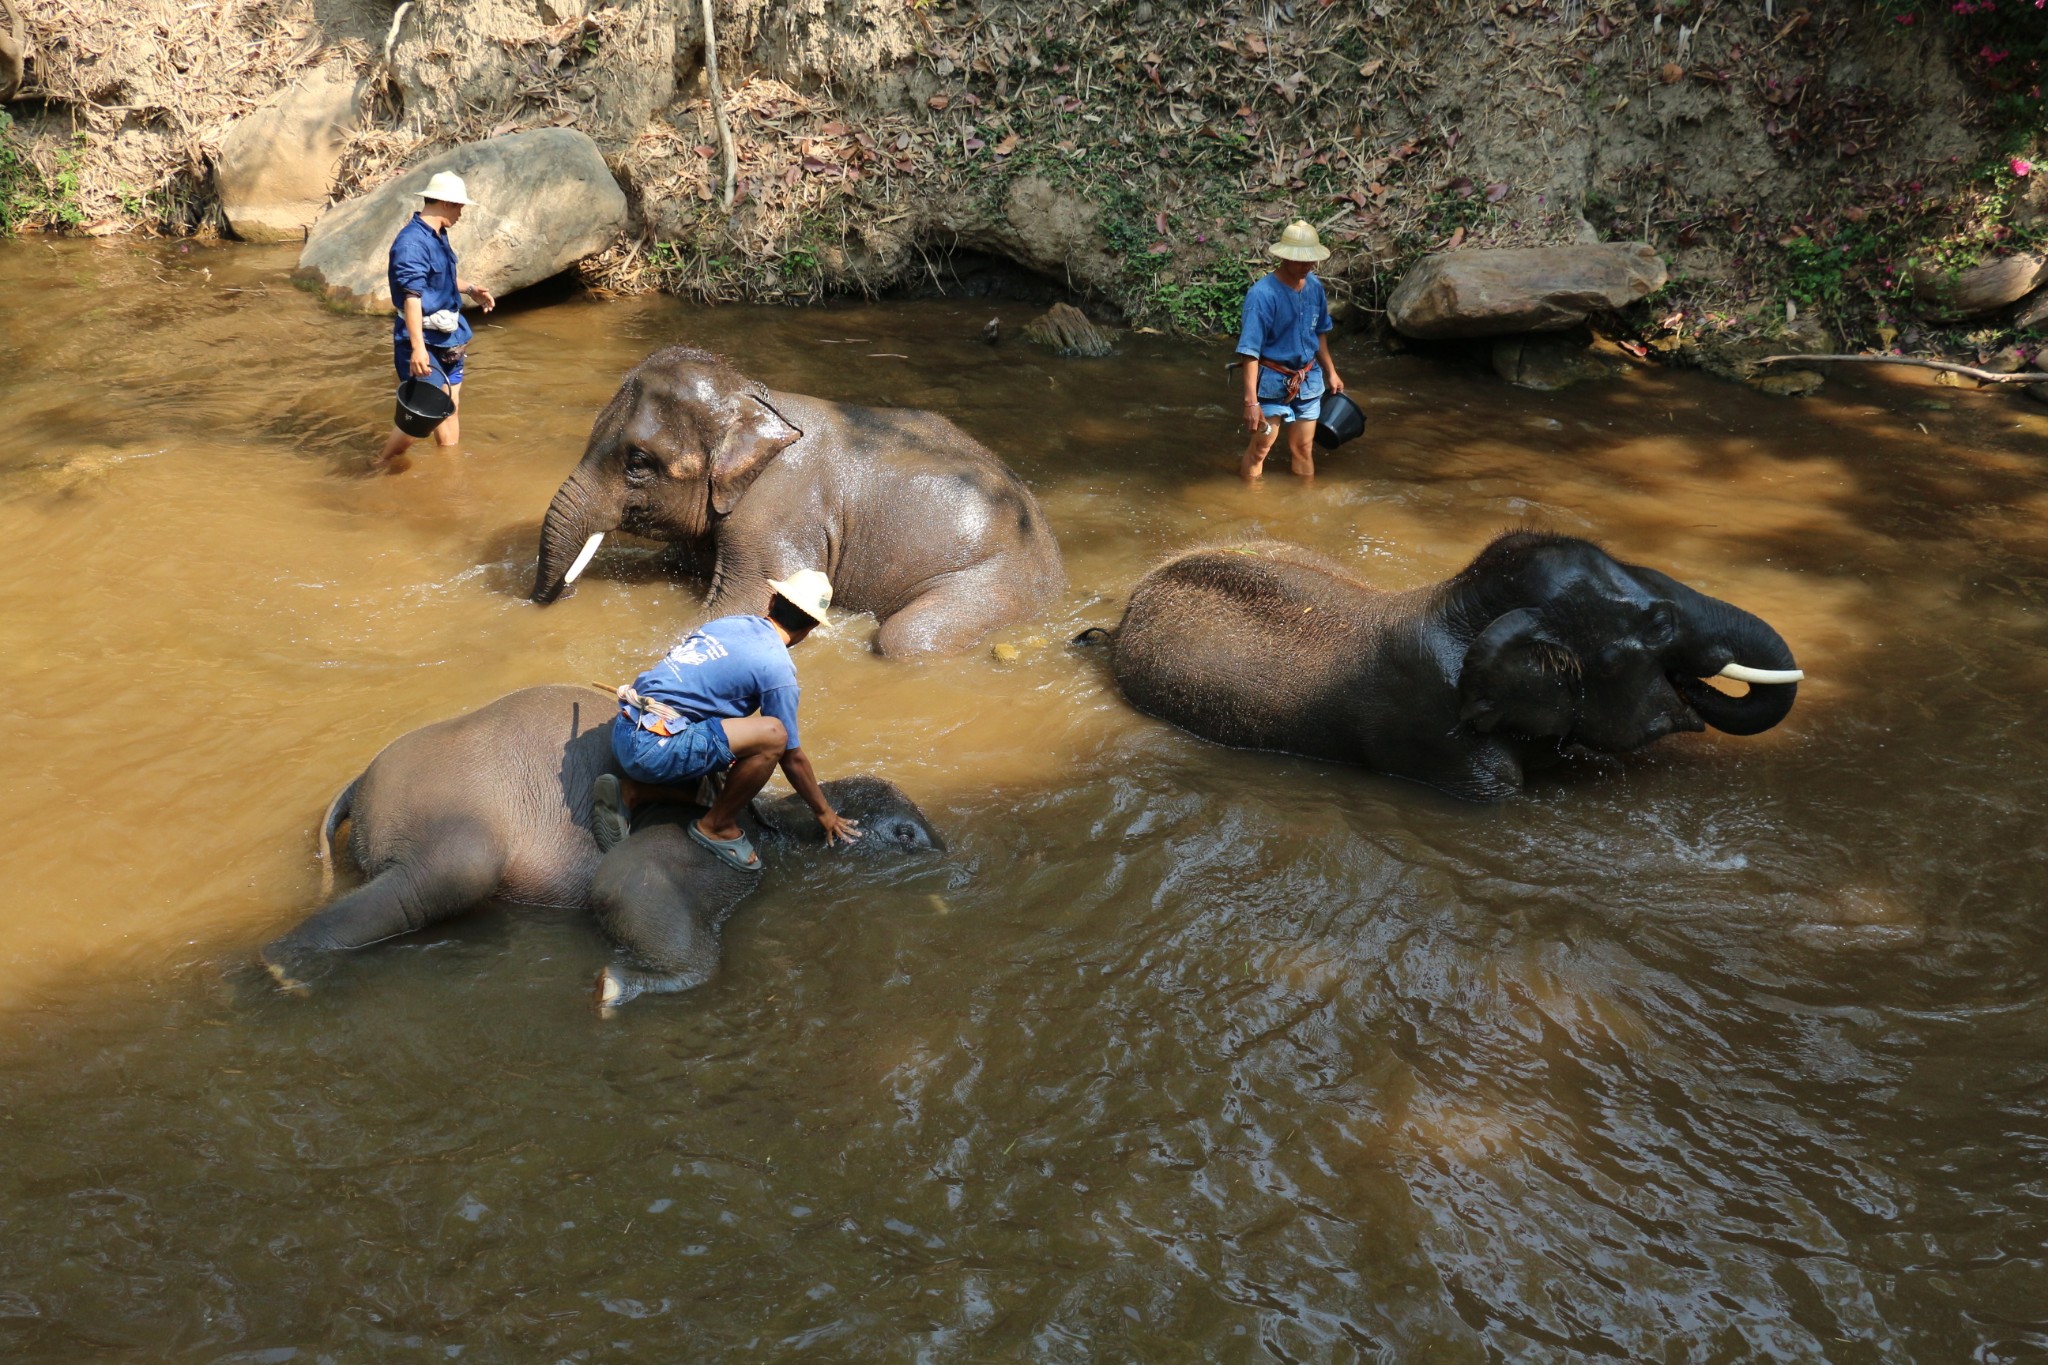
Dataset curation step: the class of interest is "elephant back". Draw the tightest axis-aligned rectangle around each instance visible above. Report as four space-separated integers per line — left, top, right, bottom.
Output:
347 684 615 908
1111 544 1380 754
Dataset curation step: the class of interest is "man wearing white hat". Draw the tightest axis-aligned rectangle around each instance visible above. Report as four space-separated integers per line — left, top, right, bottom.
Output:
375 170 496 470
591 570 863 871
1234 219 1344 481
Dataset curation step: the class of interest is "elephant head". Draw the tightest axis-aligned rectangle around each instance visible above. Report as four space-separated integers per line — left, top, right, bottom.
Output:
1454 532 1801 753
532 346 803 603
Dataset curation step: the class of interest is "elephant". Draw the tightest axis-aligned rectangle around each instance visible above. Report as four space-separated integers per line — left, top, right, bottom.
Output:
590 776 942 1010
1092 531 1804 801
2 0 25 104
261 685 943 1000
531 345 1066 656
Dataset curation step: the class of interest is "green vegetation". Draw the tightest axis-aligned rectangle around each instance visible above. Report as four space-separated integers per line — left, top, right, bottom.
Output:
0 115 88 232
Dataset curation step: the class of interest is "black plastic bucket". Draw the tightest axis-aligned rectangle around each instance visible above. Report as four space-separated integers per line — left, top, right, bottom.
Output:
393 364 455 438
1314 391 1366 450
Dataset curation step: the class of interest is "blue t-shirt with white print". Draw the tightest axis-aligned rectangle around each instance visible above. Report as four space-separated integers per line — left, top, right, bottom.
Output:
632 614 802 750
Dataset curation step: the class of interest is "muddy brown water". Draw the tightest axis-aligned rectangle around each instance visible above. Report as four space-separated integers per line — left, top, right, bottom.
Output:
3 238 2048 1361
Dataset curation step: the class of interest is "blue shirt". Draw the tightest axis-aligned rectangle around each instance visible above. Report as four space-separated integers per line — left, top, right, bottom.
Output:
1235 271 1331 367
633 614 803 751
387 212 473 347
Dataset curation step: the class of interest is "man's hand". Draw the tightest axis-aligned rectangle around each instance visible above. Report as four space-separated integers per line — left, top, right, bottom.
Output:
1327 369 1345 395
817 810 863 847
465 283 496 314
409 346 433 378
1243 398 1267 434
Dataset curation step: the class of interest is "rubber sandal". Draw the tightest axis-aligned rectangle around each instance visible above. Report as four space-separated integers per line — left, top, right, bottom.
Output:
689 819 762 872
591 773 632 853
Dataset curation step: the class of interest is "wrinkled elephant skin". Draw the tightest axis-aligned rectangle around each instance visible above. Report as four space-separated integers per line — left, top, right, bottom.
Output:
261 686 941 999
1104 532 1801 801
532 345 1065 656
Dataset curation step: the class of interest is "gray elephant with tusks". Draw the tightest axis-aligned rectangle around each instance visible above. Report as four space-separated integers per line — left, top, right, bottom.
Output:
1089 532 1804 801
261 686 943 1003
532 345 1065 656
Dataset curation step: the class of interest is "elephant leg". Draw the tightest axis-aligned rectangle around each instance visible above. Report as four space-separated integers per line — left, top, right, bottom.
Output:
874 563 1017 657
589 826 735 1010
261 819 507 987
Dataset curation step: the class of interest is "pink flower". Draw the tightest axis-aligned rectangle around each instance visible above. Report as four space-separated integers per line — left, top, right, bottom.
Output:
1982 46 2010 65
2014 157 2036 177
1895 11 1915 20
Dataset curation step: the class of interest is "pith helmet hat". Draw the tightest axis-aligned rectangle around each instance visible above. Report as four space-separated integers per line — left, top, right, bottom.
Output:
421 171 476 206
766 568 835 633
1269 219 1330 262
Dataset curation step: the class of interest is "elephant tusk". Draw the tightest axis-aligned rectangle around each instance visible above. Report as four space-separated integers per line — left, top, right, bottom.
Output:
562 533 606 585
1716 662 1804 685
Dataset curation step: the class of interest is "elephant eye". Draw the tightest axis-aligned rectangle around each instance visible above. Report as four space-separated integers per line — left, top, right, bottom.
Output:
893 822 920 844
624 447 658 478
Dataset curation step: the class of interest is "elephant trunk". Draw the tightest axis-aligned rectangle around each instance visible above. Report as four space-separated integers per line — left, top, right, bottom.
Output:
1667 586 1801 736
532 465 623 604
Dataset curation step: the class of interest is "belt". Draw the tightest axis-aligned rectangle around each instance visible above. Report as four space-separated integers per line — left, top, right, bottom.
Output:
1258 356 1315 401
614 684 690 738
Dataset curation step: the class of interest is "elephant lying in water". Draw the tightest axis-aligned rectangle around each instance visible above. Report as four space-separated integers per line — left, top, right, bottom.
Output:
262 686 943 1002
1094 532 1803 801
531 345 1066 656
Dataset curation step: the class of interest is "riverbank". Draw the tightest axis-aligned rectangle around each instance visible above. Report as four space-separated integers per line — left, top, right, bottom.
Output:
2 1 2045 370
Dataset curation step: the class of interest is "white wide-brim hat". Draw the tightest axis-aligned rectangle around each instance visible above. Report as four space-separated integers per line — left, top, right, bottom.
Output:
421 171 477 206
1269 219 1330 262
766 569 835 632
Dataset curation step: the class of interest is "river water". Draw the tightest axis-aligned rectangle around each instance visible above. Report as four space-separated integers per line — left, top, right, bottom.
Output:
2 238 2047 1360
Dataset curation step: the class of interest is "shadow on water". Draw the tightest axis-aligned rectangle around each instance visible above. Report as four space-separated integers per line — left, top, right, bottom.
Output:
3 239 2048 1360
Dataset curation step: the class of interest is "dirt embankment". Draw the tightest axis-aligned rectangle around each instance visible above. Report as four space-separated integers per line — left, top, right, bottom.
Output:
3 0 2044 355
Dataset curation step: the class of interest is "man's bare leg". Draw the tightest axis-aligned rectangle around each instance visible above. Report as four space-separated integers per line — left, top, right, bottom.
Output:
374 426 414 471
1239 415 1280 480
1286 416 1316 479
434 382 462 447
617 715 788 840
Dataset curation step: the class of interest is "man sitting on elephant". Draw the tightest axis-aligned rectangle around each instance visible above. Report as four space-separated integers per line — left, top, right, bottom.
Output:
593 568 861 871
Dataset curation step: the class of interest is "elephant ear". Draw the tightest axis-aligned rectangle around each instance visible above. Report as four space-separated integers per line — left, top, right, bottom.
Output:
1458 608 1580 739
709 394 803 515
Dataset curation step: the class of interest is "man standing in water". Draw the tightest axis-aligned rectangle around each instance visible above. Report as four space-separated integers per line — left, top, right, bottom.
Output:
1235 219 1344 481
376 171 495 470
592 570 862 871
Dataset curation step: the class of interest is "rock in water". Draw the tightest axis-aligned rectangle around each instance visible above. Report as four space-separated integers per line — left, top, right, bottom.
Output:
295 129 629 312
216 64 364 244
1752 369 1825 398
1388 243 1667 339
1 0 25 103
1913 253 2048 322
1023 302 1114 357
1491 336 1611 391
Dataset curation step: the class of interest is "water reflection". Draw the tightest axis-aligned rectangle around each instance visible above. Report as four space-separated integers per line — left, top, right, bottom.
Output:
2 239 2047 1359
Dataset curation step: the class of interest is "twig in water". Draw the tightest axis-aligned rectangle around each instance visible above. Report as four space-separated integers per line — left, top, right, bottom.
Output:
1757 354 2048 384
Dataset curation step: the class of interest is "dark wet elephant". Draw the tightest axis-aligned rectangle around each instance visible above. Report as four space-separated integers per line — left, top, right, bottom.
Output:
531 345 1066 656
262 685 942 999
590 776 942 1010
1096 531 1804 801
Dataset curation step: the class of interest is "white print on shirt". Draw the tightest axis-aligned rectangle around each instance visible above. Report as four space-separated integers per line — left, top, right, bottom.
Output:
666 633 730 667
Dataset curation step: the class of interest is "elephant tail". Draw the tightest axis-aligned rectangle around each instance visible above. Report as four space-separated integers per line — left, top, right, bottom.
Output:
317 776 361 898
1071 626 1115 647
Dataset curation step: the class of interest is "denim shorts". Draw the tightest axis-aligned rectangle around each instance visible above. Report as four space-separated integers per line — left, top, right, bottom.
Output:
611 712 734 786
1257 366 1325 424
393 336 467 387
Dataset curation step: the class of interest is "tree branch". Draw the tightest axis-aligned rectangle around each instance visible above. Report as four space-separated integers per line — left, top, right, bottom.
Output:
701 0 737 211
1758 353 2048 384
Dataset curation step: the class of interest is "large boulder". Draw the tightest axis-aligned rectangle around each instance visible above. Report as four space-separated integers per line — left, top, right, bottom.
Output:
216 64 364 244
2 0 26 103
1913 253 2048 322
296 129 628 312
1388 243 1668 339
